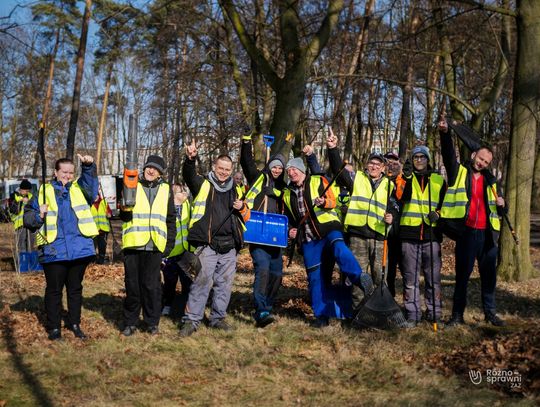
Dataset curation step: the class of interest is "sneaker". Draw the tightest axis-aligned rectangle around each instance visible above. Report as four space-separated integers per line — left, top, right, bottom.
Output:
485 312 506 327
210 320 234 331
47 328 62 341
161 306 171 316
179 322 197 337
403 319 418 329
255 312 275 328
148 325 159 335
446 313 465 327
121 325 137 336
359 273 374 296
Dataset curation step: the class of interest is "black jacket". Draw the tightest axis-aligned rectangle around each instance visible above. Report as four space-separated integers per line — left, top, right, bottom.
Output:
183 157 245 251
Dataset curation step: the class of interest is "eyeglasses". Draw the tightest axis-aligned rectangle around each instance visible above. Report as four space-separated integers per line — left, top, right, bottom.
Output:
367 161 383 168
412 155 427 161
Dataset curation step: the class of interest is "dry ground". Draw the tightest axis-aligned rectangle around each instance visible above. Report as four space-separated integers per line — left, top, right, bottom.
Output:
0 223 539 406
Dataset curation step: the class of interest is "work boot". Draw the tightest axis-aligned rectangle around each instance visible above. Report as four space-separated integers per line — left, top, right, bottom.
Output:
148 325 159 335
446 313 465 327
312 316 330 328
68 324 87 339
485 312 506 327
179 322 197 337
161 305 171 316
121 325 137 336
403 319 418 329
47 328 62 341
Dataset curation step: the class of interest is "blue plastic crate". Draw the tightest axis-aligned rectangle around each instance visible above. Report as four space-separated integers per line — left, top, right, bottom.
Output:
19 251 43 272
244 211 289 248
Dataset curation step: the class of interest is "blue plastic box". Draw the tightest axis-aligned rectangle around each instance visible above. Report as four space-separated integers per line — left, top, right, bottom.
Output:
19 251 43 272
244 211 289 248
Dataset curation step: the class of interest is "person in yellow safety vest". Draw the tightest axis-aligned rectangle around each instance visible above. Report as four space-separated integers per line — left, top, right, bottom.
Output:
8 179 35 253
383 152 404 298
282 157 374 327
90 192 112 264
326 130 398 311
398 146 447 327
120 155 177 337
438 118 507 327
23 155 99 341
240 133 287 328
179 140 250 337
160 184 193 317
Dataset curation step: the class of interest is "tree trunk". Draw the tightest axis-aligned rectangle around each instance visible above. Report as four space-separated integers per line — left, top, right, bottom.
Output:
66 0 92 160
532 137 540 212
497 0 539 281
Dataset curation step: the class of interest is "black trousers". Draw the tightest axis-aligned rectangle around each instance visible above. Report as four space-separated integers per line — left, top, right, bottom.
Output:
123 250 163 326
43 258 91 330
93 232 108 263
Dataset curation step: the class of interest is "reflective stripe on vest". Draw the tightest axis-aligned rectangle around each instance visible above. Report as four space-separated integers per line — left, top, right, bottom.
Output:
90 199 111 232
245 174 265 209
344 173 392 235
36 183 98 246
122 182 170 252
12 192 33 229
189 180 247 232
440 165 500 231
400 173 444 227
283 176 340 225
168 200 191 258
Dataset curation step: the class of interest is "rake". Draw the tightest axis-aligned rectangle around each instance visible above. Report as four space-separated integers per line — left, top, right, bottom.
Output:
352 180 408 330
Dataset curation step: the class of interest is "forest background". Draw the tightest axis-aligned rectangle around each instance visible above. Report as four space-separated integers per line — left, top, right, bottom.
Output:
0 0 538 280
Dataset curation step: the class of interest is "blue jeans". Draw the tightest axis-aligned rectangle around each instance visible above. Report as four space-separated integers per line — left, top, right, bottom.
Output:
452 227 498 315
250 244 283 319
302 230 362 319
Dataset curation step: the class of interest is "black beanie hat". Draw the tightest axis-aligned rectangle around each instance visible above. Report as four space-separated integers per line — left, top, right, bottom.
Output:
143 155 166 174
19 179 32 190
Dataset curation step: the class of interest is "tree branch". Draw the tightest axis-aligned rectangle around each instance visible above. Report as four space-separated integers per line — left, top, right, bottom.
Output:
304 0 344 66
448 0 517 17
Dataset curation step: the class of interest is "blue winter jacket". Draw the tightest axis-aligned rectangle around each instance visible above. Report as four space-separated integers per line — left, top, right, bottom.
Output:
23 163 98 263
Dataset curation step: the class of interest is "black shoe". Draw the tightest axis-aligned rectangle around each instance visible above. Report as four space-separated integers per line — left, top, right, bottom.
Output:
485 312 506 327
148 325 159 335
122 325 137 336
68 324 87 339
255 312 275 328
359 273 374 297
312 316 330 328
446 313 465 327
48 328 62 341
210 320 233 331
179 322 197 337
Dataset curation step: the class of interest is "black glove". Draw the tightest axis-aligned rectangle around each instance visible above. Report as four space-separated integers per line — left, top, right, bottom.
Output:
427 211 439 224
262 186 275 197
402 159 413 178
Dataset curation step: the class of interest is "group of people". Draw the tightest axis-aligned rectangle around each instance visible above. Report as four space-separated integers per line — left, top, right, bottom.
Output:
15 116 507 341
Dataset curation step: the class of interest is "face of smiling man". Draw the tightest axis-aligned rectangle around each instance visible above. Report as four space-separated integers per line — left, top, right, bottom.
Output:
470 148 493 172
213 157 233 183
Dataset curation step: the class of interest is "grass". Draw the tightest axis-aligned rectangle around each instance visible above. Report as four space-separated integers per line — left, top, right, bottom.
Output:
0 224 539 406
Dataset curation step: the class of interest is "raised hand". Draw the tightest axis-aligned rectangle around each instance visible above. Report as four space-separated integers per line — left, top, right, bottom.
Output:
326 126 337 149
77 153 94 165
186 139 198 159
302 144 314 156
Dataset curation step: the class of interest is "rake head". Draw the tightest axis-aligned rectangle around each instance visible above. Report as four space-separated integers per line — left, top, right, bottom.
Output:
352 283 408 330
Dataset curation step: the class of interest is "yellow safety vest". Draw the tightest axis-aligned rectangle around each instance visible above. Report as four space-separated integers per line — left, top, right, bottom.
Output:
36 183 98 246
190 180 247 231
440 164 500 231
245 173 282 210
345 173 393 235
168 200 192 258
90 198 111 232
122 182 170 252
400 173 444 227
282 176 341 225
12 192 33 229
